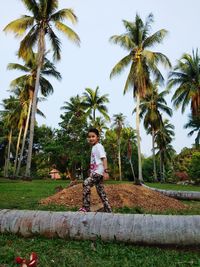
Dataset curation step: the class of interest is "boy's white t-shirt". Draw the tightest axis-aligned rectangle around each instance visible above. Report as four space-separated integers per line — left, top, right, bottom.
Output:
90 143 106 176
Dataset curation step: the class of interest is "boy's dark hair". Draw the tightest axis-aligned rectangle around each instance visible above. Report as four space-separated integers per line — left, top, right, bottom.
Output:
88 128 99 137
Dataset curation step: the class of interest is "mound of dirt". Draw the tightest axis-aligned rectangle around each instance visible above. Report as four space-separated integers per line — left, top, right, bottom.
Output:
40 183 188 212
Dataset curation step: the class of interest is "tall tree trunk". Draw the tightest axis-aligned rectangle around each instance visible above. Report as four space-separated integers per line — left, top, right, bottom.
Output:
25 30 45 177
4 129 12 177
129 159 136 182
152 130 158 182
93 109 96 122
118 139 122 181
162 164 165 182
135 93 143 184
16 100 32 177
159 150 162 182
13 125 23 177
159 150 164 182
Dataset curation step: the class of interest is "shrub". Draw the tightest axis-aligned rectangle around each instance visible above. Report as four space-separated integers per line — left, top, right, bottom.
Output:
188 152 200 184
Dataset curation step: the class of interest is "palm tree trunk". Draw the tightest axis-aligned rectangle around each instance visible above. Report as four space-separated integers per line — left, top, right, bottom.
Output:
152 130 158 182
159 150 165 182
159 150 162 182
4 129 12 177
135 93 143 184
1 210 200 246
129 159 136 182
162 164 165 182
93 109 96 122
13 125 23 177
118 139 122 181
25 29 45 177
16 100 32 177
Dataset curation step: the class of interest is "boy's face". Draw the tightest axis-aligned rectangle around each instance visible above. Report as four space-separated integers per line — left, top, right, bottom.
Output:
88 132 98 145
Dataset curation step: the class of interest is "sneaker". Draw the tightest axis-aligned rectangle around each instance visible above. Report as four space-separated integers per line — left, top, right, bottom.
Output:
78 207 88 212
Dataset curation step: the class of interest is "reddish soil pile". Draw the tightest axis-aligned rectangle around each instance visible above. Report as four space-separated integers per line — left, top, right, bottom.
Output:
40 184 187 212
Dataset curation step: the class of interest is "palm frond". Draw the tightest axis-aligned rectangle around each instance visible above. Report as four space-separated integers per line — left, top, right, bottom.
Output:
18 26 39 60
21 0 39 17
109 35 134 50
10 75 28 89
39 77 54 96
47 28 61 61
110 54 132 79
142 13 154 39
54 21 80 46
41 69 61 80
51 9 78 24
42 59 62 80
3 16 34 37
143 29 168 48
7 63 29 72
123 63 135 94
46 0 58 16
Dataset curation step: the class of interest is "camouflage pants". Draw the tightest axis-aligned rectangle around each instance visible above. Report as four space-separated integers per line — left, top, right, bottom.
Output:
82 173 112 212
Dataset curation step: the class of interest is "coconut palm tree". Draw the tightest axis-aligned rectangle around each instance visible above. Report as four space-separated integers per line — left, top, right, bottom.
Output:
82 87 110 122
110 13 171 183
8 53 61 176
123 127 137 181
139 82 172 181
184 112 200 148
155 119 175 181
168 49 200 116
92 117 108 136
0 96 21 177
112 113 126 180
61 94 86 129
4 0 80 177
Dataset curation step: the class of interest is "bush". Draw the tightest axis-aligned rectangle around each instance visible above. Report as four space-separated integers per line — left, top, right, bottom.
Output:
35 167 51 179
188 152 200 184
174 171 189 181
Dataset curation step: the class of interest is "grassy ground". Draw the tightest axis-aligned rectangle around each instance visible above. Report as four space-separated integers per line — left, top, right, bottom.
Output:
0 178 200 214
0 178 200 266
146 182 200 192
0 234 200 267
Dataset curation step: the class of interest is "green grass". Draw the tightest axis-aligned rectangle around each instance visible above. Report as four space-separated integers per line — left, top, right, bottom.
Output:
0 178 70 210
0 178 200 214
0 178 200 266
0 234 200 267
146 182 200 192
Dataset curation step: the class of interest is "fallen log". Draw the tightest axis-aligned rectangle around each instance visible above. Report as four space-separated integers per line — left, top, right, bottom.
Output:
143 185 200 200
0 209 200 246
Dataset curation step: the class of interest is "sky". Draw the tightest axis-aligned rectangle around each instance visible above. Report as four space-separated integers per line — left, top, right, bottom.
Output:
1 0 200 156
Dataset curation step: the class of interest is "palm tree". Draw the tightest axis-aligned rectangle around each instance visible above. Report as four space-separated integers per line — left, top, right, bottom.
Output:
184 113 200 148
110 13 171 183
112 113 126 180
155 119 175 181
0 96 21 177
82 87 110 122
123 127 137 181
168 49 200 116
8 53 61 176
61 94 86 129
92 117 108 136
139 82 172 181
4 0 80 177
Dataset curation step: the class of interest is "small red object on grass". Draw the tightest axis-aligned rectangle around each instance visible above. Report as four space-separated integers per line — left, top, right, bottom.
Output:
15 252 38 267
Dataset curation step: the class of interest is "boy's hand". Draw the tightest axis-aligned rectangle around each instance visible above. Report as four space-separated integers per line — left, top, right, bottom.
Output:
103 172 109 180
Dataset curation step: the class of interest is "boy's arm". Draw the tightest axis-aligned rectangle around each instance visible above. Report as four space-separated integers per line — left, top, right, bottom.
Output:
102 157 109 180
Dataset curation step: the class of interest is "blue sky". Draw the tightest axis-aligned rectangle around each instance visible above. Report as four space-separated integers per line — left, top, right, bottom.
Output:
1 0 200 156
